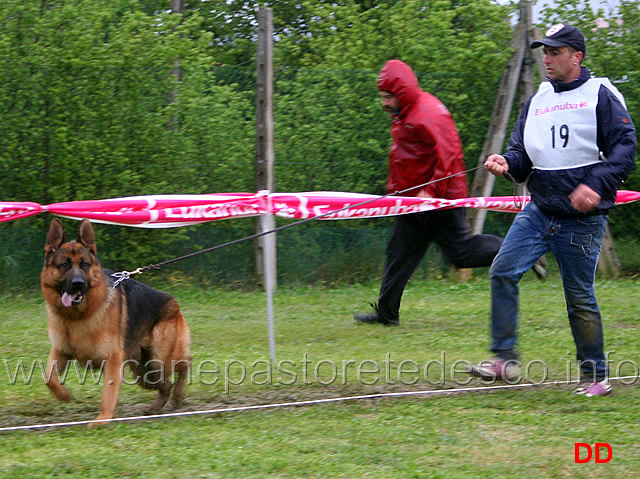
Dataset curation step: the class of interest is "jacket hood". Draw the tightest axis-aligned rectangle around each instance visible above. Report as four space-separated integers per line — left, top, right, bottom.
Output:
377 60 421 109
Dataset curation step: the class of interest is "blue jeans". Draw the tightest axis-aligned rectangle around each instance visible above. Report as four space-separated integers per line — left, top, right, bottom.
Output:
490 202 608 381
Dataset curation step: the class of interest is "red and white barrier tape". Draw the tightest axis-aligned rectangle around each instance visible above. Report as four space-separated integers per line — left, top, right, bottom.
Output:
2 190 639 228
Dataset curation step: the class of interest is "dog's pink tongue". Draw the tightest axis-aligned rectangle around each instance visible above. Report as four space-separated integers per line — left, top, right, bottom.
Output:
61 292 77 307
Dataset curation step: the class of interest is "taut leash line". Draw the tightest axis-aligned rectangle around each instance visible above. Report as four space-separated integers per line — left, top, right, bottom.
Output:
112 166 484 284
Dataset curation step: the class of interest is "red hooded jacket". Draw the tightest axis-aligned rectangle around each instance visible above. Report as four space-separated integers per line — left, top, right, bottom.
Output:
377 60 468 199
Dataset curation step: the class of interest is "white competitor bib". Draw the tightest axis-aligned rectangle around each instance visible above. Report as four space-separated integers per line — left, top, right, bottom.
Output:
523 78 626 170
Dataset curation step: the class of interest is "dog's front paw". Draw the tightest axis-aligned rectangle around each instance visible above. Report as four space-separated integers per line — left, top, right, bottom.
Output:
87 413 114 428
48 384 72 402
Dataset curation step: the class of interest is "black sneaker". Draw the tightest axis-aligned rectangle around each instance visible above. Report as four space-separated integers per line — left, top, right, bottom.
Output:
353 303 399 326
532 255 548 282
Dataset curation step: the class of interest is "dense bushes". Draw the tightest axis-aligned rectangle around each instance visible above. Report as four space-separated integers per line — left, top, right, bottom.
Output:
0 0 637 290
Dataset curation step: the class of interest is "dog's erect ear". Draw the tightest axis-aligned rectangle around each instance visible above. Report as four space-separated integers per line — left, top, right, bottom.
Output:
45 218 66 254
77 219 97 255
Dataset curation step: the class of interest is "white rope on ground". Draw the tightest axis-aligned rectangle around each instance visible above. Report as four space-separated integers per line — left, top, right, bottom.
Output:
1 375 636 433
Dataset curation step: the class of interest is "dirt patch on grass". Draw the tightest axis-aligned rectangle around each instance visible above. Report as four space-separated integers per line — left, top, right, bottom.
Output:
0 380 589 430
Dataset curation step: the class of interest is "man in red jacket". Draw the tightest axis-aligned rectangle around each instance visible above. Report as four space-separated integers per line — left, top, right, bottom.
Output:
354 60 544 326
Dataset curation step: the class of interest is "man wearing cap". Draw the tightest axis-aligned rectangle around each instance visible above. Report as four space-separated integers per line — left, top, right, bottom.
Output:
468 24 636 397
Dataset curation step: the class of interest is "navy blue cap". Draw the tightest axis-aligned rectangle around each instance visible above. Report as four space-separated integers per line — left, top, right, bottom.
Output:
531 24 586 54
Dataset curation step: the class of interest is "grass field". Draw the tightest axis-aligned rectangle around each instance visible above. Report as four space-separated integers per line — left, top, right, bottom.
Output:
1 271 639 478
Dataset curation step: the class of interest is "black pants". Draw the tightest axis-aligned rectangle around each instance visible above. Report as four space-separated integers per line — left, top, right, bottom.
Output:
377 209 503 323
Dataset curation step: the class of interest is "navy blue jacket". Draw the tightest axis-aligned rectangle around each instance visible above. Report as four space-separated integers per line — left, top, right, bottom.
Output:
504 67 636 216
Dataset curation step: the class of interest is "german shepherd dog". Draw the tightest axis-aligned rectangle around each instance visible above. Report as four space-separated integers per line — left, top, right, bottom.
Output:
41 218 191 427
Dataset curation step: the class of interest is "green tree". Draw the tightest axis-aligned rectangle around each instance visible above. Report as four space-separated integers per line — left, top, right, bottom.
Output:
0 0 255 269
1 0 638 289
273 0 514 193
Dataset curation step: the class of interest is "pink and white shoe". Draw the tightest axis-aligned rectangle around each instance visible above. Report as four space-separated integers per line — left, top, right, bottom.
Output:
467 357 521 382
574 381 612 397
